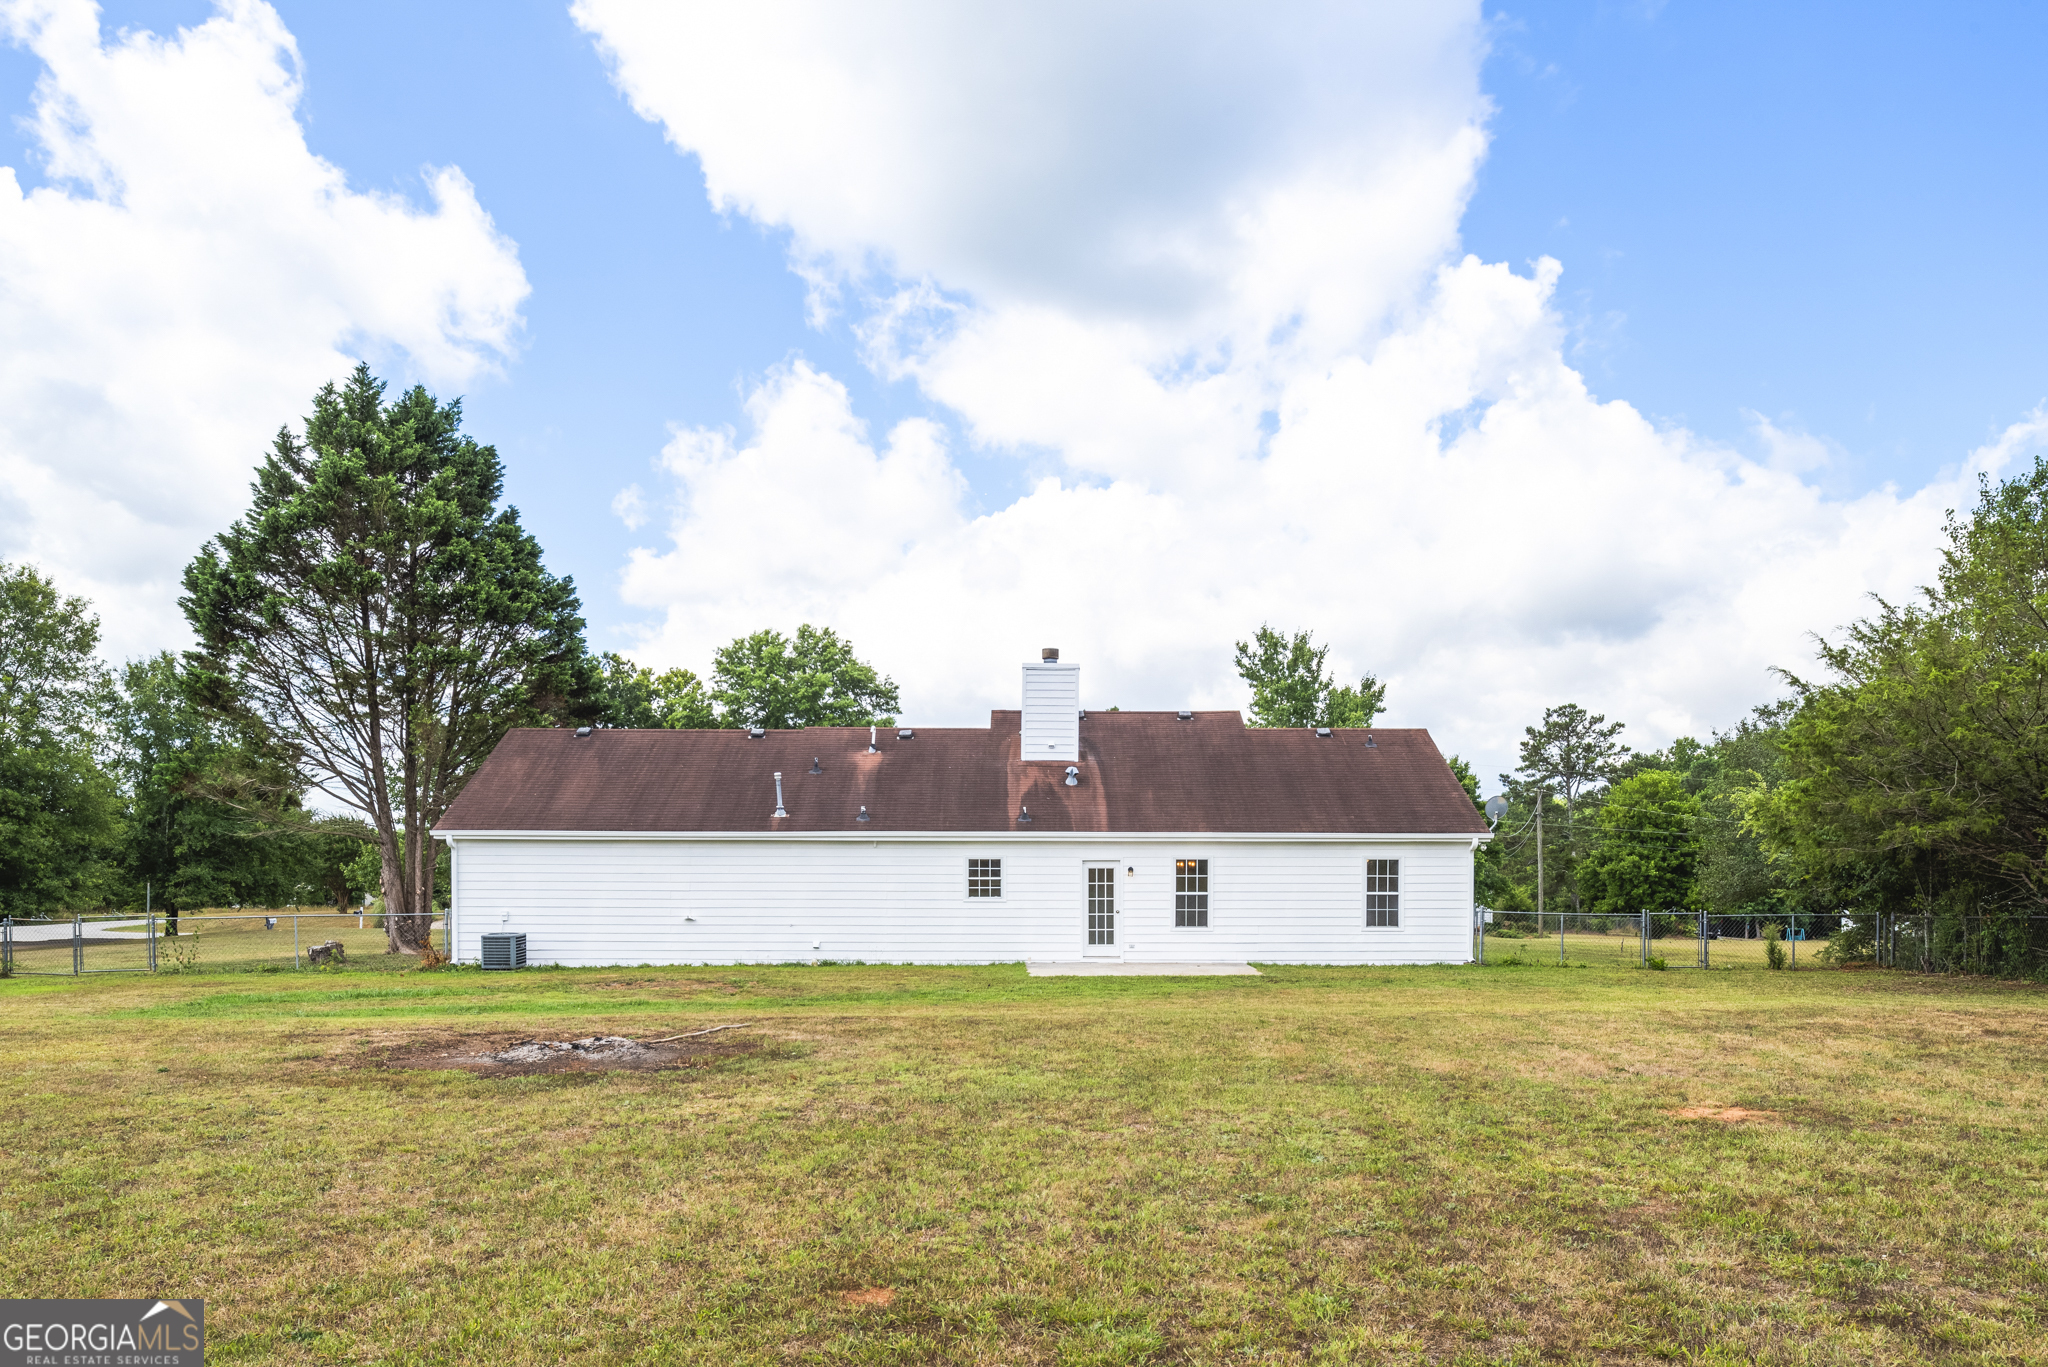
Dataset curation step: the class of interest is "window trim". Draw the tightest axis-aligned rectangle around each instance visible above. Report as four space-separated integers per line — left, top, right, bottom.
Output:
966 856 1003 899
1364 856 1400 929
1174 857 1210 929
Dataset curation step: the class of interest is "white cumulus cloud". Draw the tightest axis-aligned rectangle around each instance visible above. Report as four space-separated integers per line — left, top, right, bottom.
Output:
0 0 529 660
579 0 2018 782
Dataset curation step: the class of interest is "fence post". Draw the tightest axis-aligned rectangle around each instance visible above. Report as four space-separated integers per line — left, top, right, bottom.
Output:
294 914 300 971
3 916 10 976
1558 907 1565 966
1640 907 1648 966
1790 911 1797 971
1698 909 1708 969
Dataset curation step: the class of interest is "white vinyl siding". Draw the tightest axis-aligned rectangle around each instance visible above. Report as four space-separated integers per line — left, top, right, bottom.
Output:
444 837 1477 967
1019 662 1081 761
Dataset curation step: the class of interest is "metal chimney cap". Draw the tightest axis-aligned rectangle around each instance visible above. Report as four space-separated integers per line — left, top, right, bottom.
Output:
1041 648 1059 661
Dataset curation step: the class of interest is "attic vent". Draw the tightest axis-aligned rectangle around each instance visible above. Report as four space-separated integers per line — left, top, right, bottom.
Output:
1064 765 1079 787
748 726 766 739
1315 727 1332 738
1176 710 1192 721
574 726 592 737
898 728 915 740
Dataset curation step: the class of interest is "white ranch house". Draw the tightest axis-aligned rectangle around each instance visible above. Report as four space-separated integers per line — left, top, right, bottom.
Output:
433 652 1491 966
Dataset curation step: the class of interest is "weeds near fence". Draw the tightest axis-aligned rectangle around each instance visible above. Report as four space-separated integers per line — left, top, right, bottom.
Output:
161 935 198 974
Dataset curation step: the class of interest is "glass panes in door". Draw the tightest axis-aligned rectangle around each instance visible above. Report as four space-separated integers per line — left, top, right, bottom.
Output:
1087 866 1116 945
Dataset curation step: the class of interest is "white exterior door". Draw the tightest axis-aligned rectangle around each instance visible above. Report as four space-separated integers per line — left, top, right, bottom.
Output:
1084 862 1121 957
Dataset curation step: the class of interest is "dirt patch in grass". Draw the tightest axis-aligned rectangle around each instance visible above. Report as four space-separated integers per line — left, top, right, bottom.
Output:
838 1287 896 1308
1670 1104 1779 1121
367 1027 762 1076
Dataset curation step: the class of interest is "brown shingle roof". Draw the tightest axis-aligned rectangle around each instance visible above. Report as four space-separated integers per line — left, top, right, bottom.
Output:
436 711 1489 835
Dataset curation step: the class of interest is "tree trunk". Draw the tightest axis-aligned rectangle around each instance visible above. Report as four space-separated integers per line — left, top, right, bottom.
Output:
379 837 433 955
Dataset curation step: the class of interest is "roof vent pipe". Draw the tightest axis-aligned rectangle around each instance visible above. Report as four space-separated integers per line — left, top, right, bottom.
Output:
868 724 877 754
1018 805 1032 823
809 756 822 774
1064 766 1079 787
857 805 870 822
772 772 787 819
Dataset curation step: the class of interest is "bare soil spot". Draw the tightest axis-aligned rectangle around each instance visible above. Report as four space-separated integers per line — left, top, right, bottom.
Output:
369 1028 762 1076
839 1288 896 1308
1669 1105 1779 1122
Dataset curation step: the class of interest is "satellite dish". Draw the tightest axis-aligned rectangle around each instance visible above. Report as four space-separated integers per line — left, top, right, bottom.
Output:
1484 796 1509 822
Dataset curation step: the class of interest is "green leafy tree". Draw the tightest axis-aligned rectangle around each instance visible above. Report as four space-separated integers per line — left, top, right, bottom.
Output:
1693 702 1804 921
0 563 120 915
1233 625 1384 728
111 652 325 921
1745 455 2048 969
593 652 716 728
1503 702 1631 913
181 366 596 955
1447 755 1484 813
1574 769 1701 920
709 626 898 729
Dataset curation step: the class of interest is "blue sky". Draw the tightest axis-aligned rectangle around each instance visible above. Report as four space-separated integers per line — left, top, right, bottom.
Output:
2 1 2042 776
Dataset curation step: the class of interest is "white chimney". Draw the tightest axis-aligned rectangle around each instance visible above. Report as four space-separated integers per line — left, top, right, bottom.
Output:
1021 648 1080 762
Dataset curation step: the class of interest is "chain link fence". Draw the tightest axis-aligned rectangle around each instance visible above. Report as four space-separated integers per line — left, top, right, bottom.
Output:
1475 910 1831 968
2 912 444 976
1863 910 2048 977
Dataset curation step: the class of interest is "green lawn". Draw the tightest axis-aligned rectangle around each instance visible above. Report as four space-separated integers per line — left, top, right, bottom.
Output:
1 959 2043 1364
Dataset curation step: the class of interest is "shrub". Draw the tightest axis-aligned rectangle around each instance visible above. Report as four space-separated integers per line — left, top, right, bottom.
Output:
1764 922 1788 970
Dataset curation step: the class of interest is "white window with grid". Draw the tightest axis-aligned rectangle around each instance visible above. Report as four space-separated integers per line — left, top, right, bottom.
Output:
1365 858 1400 927
967 858 1002 898
1175 858 1209 928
